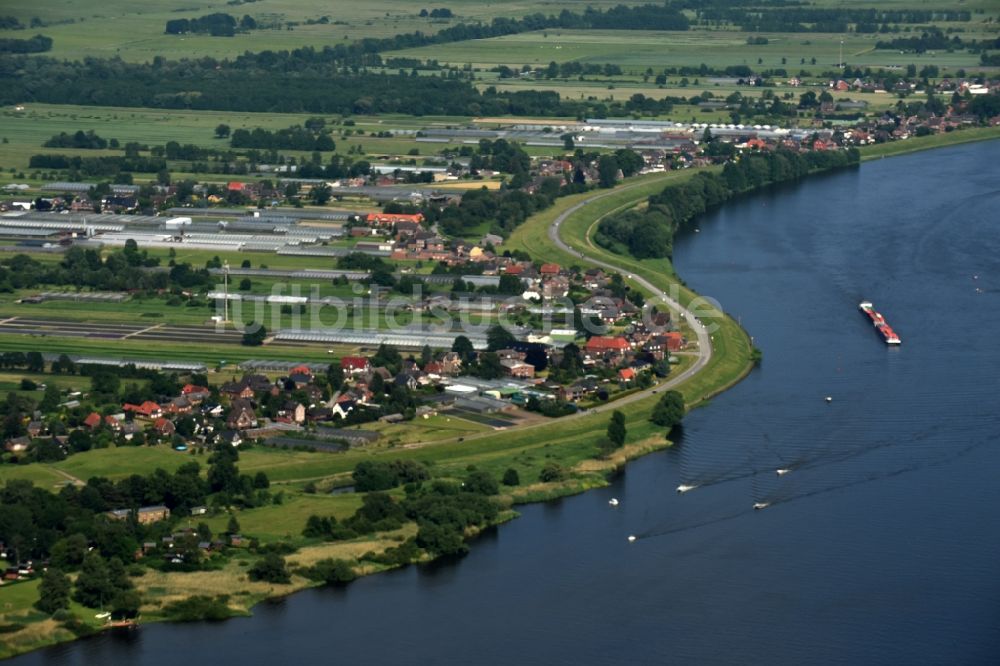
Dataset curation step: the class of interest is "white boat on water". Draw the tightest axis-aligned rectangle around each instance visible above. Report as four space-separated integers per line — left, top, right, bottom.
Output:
627 535 637 543
753 502 771 510
608 498 619 506
676 484 698 494
775 468 791 476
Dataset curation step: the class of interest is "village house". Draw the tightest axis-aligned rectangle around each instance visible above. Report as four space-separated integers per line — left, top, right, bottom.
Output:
277 401 306 424
366 212 425 227
181 384 211 403
439 352 463 375
559 378 599 402
162 395 193 415
501 359 536 379
331 395 356 419
226 399 258 430
341 356 371 375
152 417 176 437
218 430 243 447
124 401 162 420
585 336 631 356
106 505 171 525
4 436 30 453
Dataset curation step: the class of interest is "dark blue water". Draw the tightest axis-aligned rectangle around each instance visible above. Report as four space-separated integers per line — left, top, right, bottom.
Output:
15 141 1000 665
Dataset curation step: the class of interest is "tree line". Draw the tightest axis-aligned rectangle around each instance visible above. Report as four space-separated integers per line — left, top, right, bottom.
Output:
0 33 52 53
694 5 971 33
0 243 219 294
597 148 860 260
43 130 111 150
28 154 166 177
1 55 698 119
230 125 336 151
165 13 257 37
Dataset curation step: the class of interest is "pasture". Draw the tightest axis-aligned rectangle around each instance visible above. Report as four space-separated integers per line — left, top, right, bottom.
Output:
387 28 990 75
0 103 472 174
0 0 643 62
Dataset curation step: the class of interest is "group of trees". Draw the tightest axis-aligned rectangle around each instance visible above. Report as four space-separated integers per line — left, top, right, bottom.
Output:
2 460 265 620
307 468 501 559
0 243 218 294
0 34 52 53
419 8 453 19
352 459 430 492
230 125 336 152
468 139 530 179
696 6 970 34
597 149 646 188
598 148 860 260
165 13 257 37
43 130 110 149
27 154 166 177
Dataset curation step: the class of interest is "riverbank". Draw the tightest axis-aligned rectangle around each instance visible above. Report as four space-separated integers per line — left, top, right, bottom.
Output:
13 126 994 658
858 125 1000 161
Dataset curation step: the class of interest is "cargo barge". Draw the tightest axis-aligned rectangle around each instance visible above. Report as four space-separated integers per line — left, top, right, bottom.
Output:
859 301 901 345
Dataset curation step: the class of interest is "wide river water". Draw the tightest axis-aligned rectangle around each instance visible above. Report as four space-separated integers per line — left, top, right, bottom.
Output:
15 140 1000 664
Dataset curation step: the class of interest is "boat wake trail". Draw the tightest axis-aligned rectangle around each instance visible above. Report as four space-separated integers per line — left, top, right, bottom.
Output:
754 431 998 510
636 507 753 541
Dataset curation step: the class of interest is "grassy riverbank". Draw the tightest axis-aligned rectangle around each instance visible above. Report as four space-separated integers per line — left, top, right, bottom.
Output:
859 125 1000 161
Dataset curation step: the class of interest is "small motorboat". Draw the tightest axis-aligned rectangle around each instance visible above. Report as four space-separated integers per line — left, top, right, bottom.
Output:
676 484 698 494
825 396 833 403
608 498 619 506
627 535 637 543
753 502 771 510
775 468 791 476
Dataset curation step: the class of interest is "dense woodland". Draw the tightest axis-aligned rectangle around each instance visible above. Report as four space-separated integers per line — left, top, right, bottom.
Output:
597 147 861 259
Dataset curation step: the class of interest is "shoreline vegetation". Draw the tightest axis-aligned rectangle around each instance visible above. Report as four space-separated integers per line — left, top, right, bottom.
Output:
1 128 998 660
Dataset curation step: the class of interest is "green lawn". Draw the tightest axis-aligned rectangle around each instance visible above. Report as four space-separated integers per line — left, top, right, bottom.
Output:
197 493 364 542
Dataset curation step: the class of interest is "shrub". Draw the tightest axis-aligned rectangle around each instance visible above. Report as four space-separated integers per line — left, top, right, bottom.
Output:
163 595 233 622
539 463 566 483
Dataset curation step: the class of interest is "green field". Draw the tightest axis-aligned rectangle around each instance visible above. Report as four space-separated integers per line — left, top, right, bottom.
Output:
0 103 476 175
387 28 992 75
0 0 645 63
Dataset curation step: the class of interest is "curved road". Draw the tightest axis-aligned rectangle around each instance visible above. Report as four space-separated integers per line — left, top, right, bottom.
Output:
546 183 713 414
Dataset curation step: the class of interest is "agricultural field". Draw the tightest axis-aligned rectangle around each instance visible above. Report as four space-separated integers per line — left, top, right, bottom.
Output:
0 0 642 63
0 103 474 176
388 27 993 75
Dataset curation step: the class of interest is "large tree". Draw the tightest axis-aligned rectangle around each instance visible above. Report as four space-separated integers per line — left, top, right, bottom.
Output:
452 335 475 362
241 321 267 346
36 567 71 614
650 390 685 429
598 154 620 188
74 552 112 608
486 324 516 351
607 410 627 448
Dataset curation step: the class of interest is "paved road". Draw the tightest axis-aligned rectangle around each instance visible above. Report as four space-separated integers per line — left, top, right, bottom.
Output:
546 181 714 415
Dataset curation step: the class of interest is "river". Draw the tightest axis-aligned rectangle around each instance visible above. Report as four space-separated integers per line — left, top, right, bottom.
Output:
16 141 1000 664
